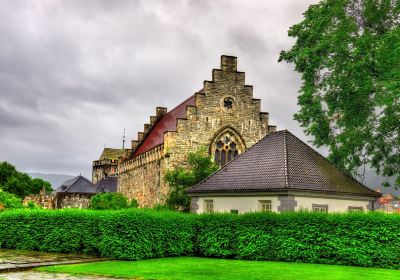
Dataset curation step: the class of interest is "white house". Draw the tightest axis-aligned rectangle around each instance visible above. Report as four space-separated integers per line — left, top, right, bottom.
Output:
187 130 380 214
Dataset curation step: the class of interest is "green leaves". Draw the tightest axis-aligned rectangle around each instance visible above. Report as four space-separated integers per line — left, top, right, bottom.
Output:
0 210 400 268
0 161 52 198
0 190 23 210
90 193 135 210
165 147 218 211
280 0 400 187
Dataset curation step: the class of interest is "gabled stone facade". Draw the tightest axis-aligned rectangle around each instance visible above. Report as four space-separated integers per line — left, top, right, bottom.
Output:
117 55 276 207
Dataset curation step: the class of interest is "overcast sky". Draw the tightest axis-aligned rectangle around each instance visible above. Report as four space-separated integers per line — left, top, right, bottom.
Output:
1 0 385 187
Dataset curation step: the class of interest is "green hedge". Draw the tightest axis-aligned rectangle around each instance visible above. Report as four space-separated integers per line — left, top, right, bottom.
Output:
196 212 400 268
0 209 194 260
1 209 399 268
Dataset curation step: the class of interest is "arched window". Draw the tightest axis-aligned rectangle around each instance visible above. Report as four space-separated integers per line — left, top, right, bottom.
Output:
211 128 245 167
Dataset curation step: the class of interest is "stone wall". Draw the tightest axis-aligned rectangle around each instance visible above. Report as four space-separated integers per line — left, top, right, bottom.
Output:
92 159 118 184
55 193 93 209
23 193 94 209
118 56 275 207
118 145 166 207
23 194 56 209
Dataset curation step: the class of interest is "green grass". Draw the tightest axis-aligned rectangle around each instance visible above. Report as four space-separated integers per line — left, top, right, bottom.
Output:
37 257 400 280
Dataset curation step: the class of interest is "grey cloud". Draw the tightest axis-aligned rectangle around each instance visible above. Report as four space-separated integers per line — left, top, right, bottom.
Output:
1 0 383 188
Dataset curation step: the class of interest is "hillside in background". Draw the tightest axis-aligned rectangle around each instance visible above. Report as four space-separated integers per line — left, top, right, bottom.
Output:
28 173 75 189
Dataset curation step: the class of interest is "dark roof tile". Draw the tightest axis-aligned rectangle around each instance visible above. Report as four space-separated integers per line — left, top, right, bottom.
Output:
94 176 118 193
56 175 97 194
188 130 379 197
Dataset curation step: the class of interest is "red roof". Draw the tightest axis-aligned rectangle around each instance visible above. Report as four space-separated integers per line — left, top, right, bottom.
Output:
133 95 196 157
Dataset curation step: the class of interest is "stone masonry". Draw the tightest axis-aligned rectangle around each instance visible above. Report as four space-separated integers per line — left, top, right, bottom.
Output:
118 56 276 207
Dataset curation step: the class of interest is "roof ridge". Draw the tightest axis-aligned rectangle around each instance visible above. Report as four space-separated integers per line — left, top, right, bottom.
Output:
283 130 289 188
59 176 80 192
283 130 378 195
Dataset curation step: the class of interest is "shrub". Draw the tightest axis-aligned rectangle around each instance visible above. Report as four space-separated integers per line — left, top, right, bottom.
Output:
26 201 41 209
91 193 130 210
0 209 194 259
0 190 23 210
129 198 139 208
165 147 218 211
0 210 400 269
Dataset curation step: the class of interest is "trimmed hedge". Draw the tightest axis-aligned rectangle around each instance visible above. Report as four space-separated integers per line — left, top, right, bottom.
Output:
196 212 400 268
0 209 194 259
1 209 400 268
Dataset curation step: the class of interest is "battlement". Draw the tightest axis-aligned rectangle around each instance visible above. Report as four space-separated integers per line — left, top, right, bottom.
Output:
119 144 164 174
92 158 118 167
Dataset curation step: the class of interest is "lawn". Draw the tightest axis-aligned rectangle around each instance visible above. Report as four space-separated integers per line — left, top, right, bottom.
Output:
38 257 400 280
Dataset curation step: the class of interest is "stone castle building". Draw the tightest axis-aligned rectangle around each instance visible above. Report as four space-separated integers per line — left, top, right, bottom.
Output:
115 55 276 207
92 148 130 184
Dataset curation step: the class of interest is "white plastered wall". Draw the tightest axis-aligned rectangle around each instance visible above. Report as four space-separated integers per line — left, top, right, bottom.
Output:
194 195 373 214
294 196 370 212
197 196 279 214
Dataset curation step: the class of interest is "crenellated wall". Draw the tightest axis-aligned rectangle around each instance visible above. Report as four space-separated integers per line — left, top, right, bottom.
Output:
118 55 276 207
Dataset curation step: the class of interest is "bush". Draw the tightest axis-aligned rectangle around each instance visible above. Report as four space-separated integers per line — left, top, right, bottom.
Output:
0 190 23 211
0 210 400 268
195 212 400 268
0 209 194 259
129 198 139 208
91 193 131 210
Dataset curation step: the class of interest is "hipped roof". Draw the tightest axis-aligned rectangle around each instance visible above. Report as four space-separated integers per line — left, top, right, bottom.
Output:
56 175 97 194
188 130 379 197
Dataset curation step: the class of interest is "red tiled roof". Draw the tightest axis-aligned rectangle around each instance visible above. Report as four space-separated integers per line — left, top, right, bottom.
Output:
133 95 196 157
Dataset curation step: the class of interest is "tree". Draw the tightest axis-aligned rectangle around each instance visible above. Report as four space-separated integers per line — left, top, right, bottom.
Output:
0 161 52 197
2 173 32 198
165 147 219 211
31 178 52 194
279 0 400 188
0 162 17 186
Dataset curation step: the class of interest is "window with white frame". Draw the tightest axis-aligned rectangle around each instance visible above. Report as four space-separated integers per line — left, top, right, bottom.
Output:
312 204 328 213
258 200 272 212
348 206 363 212
204 200 214 213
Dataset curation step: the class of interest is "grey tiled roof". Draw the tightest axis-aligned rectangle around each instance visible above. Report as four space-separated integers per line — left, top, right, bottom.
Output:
56 175 97 194
188 130 379 197
94 176 118 193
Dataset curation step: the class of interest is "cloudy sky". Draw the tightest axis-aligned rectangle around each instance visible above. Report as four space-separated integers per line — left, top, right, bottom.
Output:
1 0 384 187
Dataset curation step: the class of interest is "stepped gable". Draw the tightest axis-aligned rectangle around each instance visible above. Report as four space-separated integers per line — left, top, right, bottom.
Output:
133 95 196 157
56 175 97 194
188 130 379 197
